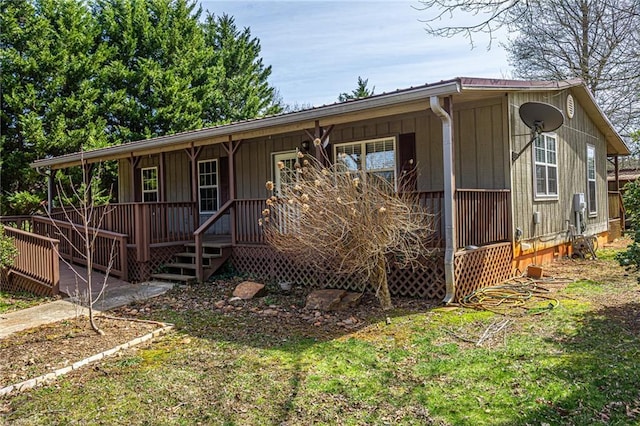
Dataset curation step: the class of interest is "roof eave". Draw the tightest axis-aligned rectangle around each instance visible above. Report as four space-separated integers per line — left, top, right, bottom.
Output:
31 80 462 169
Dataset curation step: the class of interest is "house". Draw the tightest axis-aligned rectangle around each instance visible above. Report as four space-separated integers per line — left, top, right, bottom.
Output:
24 77 629 302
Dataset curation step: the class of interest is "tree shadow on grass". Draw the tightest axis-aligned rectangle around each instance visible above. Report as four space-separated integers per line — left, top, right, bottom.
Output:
117 282 440 424
502 301 640 425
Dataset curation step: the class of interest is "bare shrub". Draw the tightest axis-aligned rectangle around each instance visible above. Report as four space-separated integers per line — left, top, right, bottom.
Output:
261 146 436 310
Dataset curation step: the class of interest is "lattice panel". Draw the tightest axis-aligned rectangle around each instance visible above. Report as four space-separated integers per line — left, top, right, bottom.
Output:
0 270 56 297
232 246 446 299
454 242 513 302
127 245 185 283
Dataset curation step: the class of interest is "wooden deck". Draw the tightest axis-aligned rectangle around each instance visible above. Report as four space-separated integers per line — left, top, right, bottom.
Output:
58 261 131 299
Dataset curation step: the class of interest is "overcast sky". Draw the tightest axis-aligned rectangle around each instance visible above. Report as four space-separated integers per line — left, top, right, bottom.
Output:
200 1 513 107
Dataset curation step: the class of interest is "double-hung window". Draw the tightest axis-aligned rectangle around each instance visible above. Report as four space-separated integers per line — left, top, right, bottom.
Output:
587 144 597 215
141 167 158 202
334 137 396 188
198 159 218 213
533 134 558 199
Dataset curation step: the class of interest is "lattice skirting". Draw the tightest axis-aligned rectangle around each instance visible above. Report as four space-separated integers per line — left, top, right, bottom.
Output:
0 270 57 297
231 245 446 299
454 242 513 302
127 245 185 283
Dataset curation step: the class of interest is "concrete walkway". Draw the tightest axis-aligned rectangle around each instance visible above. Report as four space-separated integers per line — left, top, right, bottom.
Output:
0 281 174 339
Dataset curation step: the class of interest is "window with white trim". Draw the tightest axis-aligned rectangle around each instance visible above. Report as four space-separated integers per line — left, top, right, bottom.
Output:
587 144 597 215
533 134 558 199
334 137 396 187
141 167 158 202
198 159 218 213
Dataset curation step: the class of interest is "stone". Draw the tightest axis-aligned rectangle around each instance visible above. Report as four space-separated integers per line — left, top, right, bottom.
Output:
305 289 347 311
305 289 364 311
228 296 244 306
336 292 363 310
232 281 267 300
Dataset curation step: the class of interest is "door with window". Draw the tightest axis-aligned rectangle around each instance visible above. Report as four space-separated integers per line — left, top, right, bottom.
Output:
272 151 299 233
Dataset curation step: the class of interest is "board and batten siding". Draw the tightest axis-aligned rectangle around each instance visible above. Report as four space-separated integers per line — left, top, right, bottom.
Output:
233 110 448 199
117 101 510 203
509 89 609 245
453 96 509 190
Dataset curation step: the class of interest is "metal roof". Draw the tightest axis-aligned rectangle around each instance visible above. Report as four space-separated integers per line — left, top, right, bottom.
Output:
31 77 629 169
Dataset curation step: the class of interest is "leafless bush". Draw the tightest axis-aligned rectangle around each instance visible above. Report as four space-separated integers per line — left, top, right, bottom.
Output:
261 145 437 309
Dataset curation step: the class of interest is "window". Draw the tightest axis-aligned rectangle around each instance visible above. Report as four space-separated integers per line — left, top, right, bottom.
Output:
587 144 597 215
141 167 158 202
334 137 396 187
533 134 558 199
198 159 218 213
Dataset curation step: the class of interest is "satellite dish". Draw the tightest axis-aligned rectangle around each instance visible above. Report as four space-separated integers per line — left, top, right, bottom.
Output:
512 102 565 161
519 102 564 133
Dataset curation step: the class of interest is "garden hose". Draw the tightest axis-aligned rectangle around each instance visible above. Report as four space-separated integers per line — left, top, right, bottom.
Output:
460 276 561 315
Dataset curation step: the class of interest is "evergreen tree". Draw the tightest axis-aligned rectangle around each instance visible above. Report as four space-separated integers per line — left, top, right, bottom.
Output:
338 76 375 102
1 0 107 200
201 13 281 123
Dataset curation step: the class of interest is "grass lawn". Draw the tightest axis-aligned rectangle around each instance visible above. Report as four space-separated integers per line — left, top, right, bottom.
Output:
0 291 54 315
2 251 639 425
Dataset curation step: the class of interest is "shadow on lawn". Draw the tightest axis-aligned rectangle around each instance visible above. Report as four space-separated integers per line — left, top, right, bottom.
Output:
506 301 640 425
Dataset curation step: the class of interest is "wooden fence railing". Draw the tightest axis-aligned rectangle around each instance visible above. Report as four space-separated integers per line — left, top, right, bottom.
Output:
32 216 128 280
0 215 33 231
3 226 60 295
608 191 625 221
455 189 511 248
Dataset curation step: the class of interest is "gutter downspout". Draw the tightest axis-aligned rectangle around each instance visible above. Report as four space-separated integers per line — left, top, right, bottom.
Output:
430 96 456 304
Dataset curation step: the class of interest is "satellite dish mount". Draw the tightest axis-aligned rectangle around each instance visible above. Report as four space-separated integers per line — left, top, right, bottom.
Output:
512 102 565 161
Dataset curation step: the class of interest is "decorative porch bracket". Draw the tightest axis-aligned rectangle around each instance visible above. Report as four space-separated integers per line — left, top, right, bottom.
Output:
304 121 334 164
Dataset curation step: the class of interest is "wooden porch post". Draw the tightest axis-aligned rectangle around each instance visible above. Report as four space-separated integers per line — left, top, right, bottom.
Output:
47 169 54 214
159 152 166 201
128 154 141 202
222 136 242 246
185 144 202 228
305 121 335 165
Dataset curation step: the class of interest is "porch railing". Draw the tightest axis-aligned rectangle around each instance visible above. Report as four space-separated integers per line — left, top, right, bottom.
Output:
3 226 60 295
456 189 511 248
32 216 128 280
608 191 625 221
234 199 266 244
51 201 196 246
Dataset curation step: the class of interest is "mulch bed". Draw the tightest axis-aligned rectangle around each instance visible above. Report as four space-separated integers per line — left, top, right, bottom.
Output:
0 316 161 388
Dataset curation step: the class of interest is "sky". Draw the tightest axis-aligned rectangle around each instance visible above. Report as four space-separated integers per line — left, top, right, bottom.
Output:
200 1 513 107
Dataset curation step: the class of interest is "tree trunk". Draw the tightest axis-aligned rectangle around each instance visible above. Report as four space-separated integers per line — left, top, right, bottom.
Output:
374 256 393 310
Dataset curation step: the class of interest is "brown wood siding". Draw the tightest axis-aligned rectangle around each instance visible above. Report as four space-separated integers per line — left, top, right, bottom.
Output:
453 97 509 189
509 89 609 242
117 105 509 204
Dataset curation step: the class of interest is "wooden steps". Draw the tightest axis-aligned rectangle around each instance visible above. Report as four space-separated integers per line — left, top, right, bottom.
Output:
151 237 233 283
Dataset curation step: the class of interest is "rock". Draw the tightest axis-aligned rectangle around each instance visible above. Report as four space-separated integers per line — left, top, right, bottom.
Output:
261 309 278 316
228 296 244 306
232 281 267 300
304 289 363 311
214 300 226 309
305 289 347 311
336 292 362 310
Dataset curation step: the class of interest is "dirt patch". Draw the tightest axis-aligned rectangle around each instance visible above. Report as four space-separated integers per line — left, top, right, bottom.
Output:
0 316 161 388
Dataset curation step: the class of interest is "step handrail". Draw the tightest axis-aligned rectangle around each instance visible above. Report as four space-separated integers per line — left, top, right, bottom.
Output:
194 199 235 282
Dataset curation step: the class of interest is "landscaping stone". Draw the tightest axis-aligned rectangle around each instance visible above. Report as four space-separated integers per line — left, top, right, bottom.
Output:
232 281 267 299
305 289 346 311
305 289 364 311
